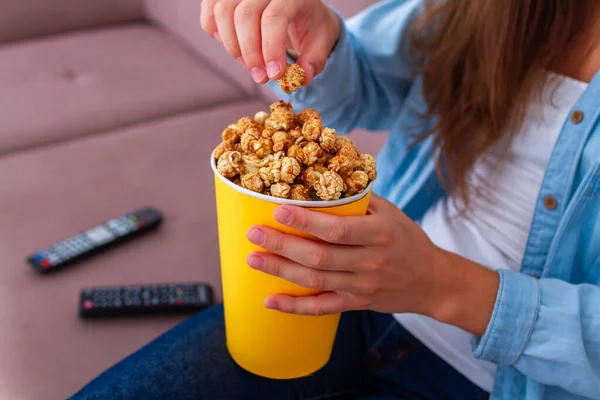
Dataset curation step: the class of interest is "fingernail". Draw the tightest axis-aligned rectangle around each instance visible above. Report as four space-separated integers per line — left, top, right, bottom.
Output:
213 31 221 42
274 208 293 225
264 297 277 309
266 61 280 78
250 67 267 83
247 254 265 271
247 227 265 245
236 57 246 68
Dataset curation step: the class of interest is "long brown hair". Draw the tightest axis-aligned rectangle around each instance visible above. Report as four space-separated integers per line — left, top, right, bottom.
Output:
409 0 596 206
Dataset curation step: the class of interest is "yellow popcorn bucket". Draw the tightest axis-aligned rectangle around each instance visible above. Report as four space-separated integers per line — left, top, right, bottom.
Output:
210 152 373 379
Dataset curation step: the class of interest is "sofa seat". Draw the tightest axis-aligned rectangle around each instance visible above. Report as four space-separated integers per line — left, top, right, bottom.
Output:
0 25 244 155
0 101 266 399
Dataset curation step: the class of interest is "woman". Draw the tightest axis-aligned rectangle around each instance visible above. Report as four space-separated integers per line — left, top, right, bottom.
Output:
70 0 600 399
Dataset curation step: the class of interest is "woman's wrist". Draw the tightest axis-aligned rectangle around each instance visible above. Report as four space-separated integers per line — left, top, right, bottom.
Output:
426 249 500 337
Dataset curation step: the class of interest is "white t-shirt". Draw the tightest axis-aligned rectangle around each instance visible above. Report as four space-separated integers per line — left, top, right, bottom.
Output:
394 74 589 392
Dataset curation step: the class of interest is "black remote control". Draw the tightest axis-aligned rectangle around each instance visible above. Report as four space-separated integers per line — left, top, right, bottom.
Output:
27 207 163 273
79 283 214 318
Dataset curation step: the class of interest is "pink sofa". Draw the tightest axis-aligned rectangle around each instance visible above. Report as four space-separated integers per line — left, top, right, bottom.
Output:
0 1 385 398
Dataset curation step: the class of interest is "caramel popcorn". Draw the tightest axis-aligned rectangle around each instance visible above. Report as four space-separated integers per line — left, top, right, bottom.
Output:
236 117 260 135
249 137 273 158
213 101 377 201
240 129 260 153
287 144 308 165
337 140 360 160
296 109 322 126
241 172 264 193
272 130 294 152
302 119 322 142
358 154 377 181
314 170 345 201
217 151 244 178
266 101 295 131
259 161 282 187
254 111 270 125
302 142 325 166
328 155 355 179
289 126 303 139
290 184 311 201
277 64 305 94
214 141 237 159
270 182 291 199
261 127 276 139
319 128 336 152
221 126 239 143
345 170 369 197
297 164 327 188
281 157 301 184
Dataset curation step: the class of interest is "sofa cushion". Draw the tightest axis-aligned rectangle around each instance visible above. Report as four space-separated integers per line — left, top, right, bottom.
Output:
146 0 256 96
0 25 244 155
0 100 267 400
0 0 144 43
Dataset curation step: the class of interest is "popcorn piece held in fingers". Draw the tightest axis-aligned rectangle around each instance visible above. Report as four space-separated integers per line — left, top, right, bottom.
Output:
270 182 291 199
344 170 369 197
314 170 345 201
241 172 264 193
290 184 311 201
280 157 301 184
277 64 305 94
217 151 244 178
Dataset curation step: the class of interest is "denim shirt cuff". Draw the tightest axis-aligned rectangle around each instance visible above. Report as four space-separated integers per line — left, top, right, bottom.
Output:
265 7 350 99
472 270 541 365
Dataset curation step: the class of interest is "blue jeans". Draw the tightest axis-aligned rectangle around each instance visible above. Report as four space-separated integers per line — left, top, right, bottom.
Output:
69 305 489 399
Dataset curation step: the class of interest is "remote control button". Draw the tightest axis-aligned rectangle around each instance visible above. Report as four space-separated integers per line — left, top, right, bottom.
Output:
151 298 160 305
176 298 184 305
83 300 94 310
113 299 122 307
40 259 52 268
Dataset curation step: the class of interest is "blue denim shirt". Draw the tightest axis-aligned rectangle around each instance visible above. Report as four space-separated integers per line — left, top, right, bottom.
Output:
267 1 600 398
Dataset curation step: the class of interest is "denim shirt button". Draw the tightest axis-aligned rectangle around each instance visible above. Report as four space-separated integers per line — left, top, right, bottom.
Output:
571 110 584 124
543 195 558 210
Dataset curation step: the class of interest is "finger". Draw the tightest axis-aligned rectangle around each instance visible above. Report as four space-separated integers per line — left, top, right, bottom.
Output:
247 252 355 292
200 0 219 37
273 205 391 246
264 292 351 315
296 32 329 85
234 0 270 75
247 227 364 271
261 0 298 80
214 0 244 60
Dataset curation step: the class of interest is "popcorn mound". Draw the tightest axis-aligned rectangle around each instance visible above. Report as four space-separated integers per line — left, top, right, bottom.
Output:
214 101 377 201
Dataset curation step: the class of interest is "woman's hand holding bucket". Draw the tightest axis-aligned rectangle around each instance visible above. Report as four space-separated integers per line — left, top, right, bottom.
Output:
246 194 500 337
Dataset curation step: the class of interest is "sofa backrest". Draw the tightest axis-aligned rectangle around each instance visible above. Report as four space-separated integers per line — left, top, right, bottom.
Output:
0 0 145 43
